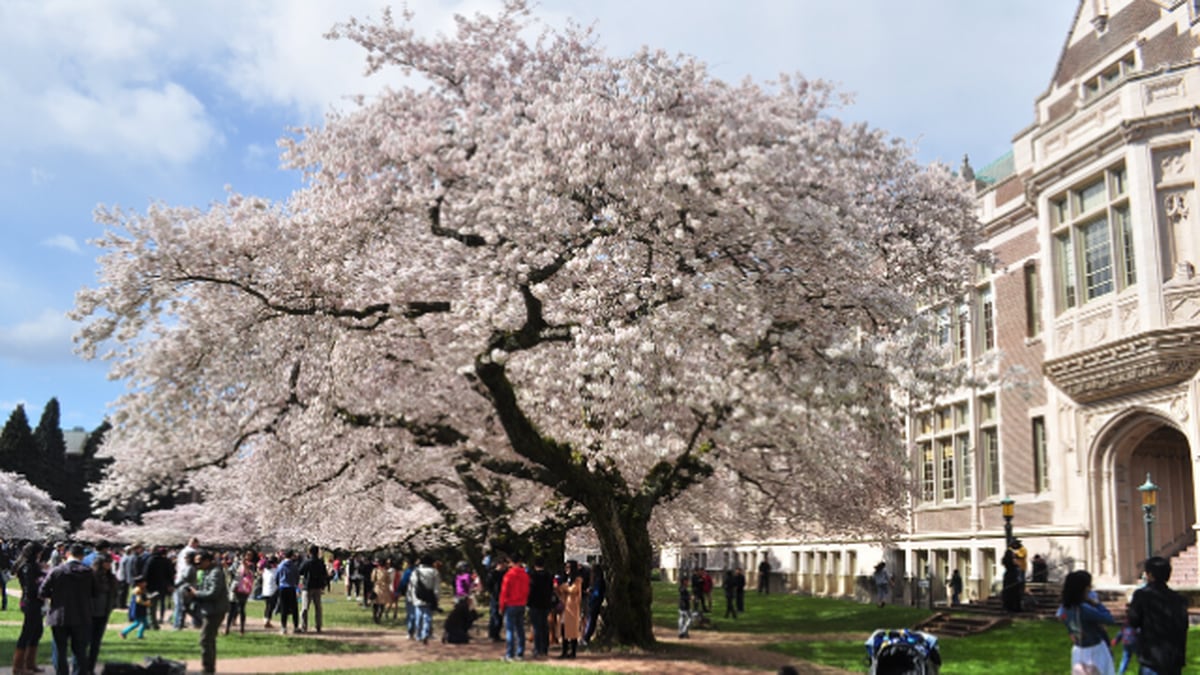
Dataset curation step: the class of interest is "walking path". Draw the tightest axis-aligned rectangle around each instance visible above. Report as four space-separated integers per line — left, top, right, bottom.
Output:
0 620 856 675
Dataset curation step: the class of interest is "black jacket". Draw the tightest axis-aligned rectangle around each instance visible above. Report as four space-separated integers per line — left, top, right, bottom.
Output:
527 568 555 610
299 556 329 591
1127 582 1188 674
39 559 95 627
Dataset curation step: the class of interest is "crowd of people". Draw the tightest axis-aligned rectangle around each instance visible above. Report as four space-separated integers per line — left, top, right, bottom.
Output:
0 536 615 672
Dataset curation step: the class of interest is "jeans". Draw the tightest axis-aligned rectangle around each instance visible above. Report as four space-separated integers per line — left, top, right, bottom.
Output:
150 590 168 628
529 606 549 656
199 611 224 674
488 597 501 641
50 623 90 675
121 617 150 639
504 605 526 658
86 616 108 674
276 587 299 631
417 605 433 641
17 603 44 648
405 600 416 636
301 588 322 631
678 609 692 637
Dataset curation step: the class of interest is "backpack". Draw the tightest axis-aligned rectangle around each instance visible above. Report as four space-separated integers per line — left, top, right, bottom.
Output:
415 572 437 605
399 567 413 595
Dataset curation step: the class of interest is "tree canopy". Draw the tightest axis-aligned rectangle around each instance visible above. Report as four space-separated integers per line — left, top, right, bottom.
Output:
73 1 980 646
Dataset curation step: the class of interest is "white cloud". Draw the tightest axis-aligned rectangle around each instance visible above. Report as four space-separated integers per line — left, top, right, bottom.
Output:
0 309 78 366
30 167 53 185
41 235 82 254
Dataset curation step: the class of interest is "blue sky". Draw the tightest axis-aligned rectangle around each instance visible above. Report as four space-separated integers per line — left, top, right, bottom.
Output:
0 0 1079 430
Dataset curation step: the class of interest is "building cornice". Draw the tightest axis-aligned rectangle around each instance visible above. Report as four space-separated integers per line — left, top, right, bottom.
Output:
1026 105 1200 207
1044 326 1200 403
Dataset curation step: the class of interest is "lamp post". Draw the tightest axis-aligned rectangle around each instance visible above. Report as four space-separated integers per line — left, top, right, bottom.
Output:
1138 473 1159 560
1000 496 1015 547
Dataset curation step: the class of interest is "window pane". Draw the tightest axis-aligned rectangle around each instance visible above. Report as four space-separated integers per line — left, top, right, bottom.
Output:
1032 417 1048 494
982 428 1000 497
979 395 996 423
1056 232 1077 309
1076 179 1106 214
956 434 972 500
1116 206 1136 287
1110 167 1126 197
978 286 995 351
1081 217 1113 299
940 438 955 501
1024 263 1042 337
921 443 935 502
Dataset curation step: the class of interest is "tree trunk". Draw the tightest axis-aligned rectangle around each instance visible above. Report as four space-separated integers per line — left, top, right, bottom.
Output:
589 500 656 648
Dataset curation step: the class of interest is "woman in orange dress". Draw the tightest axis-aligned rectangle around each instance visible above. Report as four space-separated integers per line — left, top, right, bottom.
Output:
556 560 583 659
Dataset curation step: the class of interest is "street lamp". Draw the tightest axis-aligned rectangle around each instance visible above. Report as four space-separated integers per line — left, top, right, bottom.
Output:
1000 496 1015 547
1138 473 1159 559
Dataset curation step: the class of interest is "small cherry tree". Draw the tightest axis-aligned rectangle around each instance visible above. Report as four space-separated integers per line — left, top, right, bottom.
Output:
74 1 980 646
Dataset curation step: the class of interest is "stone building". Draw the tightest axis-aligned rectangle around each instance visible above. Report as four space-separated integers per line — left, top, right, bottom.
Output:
661 0 1200 602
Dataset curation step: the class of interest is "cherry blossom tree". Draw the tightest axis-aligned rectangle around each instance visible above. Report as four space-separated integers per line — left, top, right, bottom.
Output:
0 471 67 540
73 1 980 646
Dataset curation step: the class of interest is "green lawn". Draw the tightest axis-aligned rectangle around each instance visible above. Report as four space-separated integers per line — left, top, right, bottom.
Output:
7 586 1200 674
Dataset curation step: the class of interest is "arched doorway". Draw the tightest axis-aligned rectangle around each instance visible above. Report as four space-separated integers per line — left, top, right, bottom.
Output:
1094 411 1195 583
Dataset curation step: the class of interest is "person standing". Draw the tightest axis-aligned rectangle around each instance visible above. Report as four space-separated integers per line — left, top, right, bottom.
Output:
187 551 229 675
260 556 279 629
275 550 300 634
408 555 440 644
677 580 692 639
499 554 530 662
39 543 95 675
757 556 772 594
0 538 11 612
485 557 506 642
948 569 963 607
723 568 738 619
86 554 118 674
1056 569 1116 675
556 561 583 659
398 559 416 639
13 542 47 675
733 567 746 613
172 551 198 630
872 562 891 608
1127 556 1188 675
225 551 256 635
298 546 329 633
526 557 554 658
145 547 174 630
582 563 605 646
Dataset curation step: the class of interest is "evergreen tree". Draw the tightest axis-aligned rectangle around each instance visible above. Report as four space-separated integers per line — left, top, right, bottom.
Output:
32 398 67 500
0 404 37 481
77 420 113 525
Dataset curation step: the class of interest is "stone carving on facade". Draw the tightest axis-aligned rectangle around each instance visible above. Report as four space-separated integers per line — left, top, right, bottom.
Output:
1059 402 1076 453
1119 301 1139 333
1044 326 1200 403
1058 323 1076 353
1082 311 1110 345
1166 287 1200 324
1171 394 1189 423
1144 76 1186 106
1156 146 1191 185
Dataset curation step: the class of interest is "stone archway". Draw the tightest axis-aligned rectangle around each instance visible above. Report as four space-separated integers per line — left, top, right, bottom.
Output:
1093 411 1195 583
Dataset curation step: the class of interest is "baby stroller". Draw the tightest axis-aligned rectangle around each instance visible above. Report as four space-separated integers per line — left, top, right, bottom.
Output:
865 628 941 675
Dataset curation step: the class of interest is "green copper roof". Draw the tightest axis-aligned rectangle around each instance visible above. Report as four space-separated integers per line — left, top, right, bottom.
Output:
975 151 1015 185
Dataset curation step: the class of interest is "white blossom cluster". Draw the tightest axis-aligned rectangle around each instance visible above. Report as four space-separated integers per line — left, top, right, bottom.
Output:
72 1 980 558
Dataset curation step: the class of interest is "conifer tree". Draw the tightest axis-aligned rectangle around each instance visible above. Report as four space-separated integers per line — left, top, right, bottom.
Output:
33 398 67 500
0 404 37 481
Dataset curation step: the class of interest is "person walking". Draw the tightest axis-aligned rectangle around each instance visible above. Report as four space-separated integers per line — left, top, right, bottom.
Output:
13 541 47 675
120 576 152 640
1056 569 1116 675
1127 556 1188 675
260 555 279 629
187 551 229 675
499 554 530 662
485 557 506 643
733 567 746 613
39 543 95 675
298 545 329 633
677 580 692 639
370 558 394 625
86 554 118 674
527 557 554 658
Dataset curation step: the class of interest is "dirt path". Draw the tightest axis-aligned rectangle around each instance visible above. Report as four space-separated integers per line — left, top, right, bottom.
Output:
0 621 858 674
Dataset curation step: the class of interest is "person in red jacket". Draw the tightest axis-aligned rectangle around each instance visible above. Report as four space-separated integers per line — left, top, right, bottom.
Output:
499 553 530 662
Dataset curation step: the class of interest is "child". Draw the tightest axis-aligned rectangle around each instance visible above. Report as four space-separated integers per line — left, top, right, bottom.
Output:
121 576 152 639
678 581 692 638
